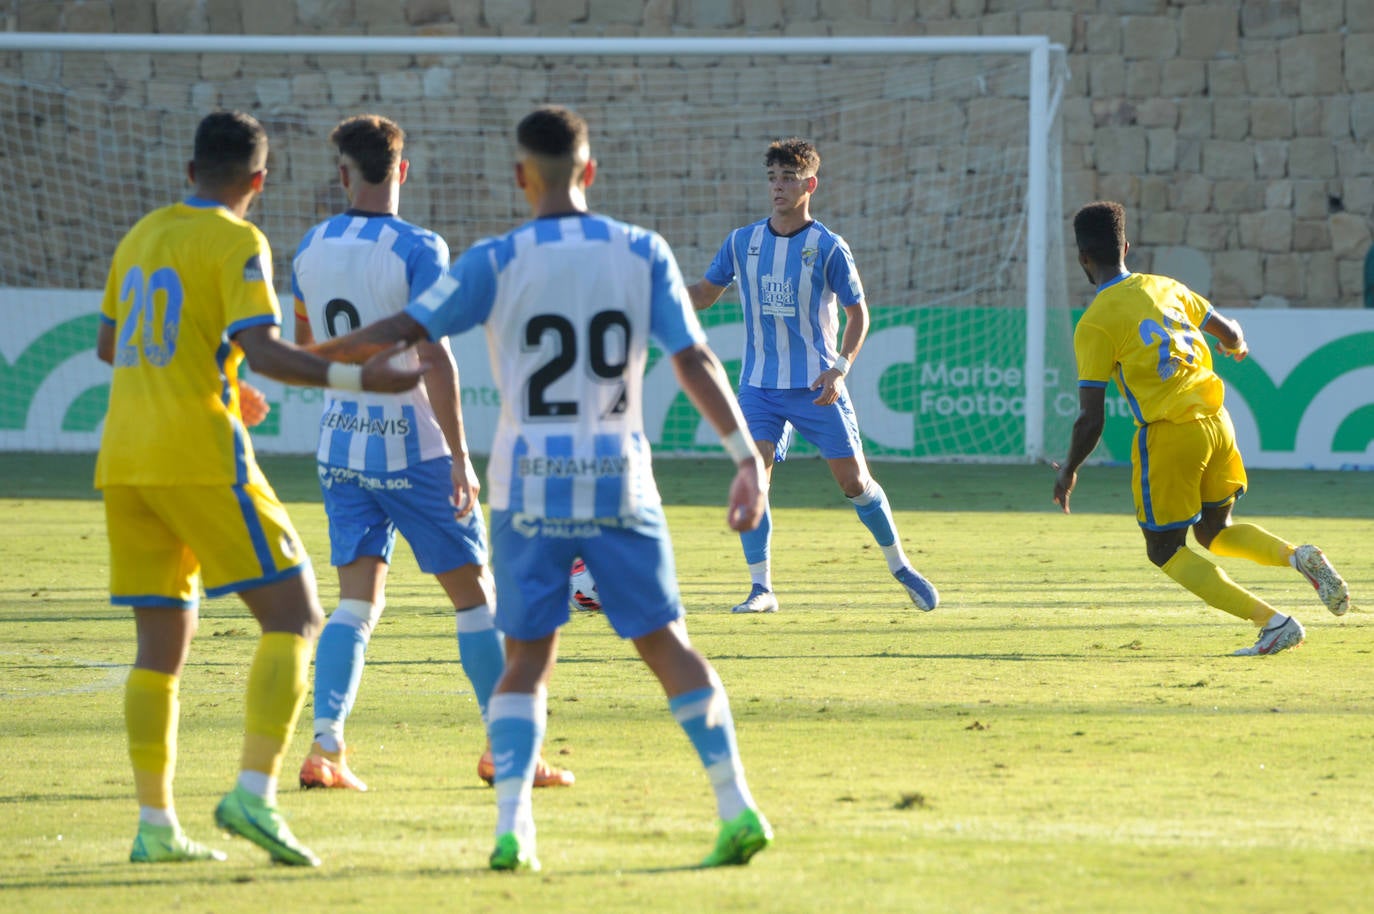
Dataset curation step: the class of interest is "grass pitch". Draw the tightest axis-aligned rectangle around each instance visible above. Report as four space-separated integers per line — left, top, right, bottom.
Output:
2 453 1372 913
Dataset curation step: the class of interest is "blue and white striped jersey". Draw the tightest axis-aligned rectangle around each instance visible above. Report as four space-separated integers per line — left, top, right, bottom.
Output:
292 211 452 473
405 212 704 521
705 217 864 389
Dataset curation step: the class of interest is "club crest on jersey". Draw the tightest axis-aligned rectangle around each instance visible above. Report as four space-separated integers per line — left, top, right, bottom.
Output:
801 246 818 267
243 254 266 282
759 274 796 317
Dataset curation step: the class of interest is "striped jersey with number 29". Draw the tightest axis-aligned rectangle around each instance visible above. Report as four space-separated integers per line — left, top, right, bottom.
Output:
404 212 705 521
291 211 452 472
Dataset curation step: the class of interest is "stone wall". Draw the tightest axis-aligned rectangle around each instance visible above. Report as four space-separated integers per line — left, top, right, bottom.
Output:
3 0 1372 309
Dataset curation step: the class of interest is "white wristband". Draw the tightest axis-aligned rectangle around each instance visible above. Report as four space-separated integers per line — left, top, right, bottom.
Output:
326 362 364 391
721 428 757 464
832 355 851 376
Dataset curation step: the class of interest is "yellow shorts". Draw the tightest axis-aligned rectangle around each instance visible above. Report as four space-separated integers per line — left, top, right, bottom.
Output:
102 480 309 608
1130 408 1247 531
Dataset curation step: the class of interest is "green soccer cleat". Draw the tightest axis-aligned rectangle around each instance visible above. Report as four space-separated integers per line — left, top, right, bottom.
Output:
214 786 320 867
129 823 227 863
699 808 773 867
489 832 540 872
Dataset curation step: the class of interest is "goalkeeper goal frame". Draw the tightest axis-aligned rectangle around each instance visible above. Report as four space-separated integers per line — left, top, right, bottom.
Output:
0 32 1066 460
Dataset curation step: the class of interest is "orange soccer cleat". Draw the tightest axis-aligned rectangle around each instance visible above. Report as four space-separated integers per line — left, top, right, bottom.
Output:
299 742 369 792
477 747 575 788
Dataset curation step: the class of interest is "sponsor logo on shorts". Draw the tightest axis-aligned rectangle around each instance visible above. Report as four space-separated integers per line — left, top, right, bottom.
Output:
510 514 638 539
320 465 415 491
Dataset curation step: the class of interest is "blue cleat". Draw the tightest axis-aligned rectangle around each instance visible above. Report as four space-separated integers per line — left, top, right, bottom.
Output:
894 566 939 611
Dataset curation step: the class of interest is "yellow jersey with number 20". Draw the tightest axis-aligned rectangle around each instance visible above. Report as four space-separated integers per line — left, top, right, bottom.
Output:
95 198 281 488
1073 272 1224 427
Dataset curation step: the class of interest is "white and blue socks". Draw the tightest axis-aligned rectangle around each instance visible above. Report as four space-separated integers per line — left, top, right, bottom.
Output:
740 503 773 590
455 603 504 727
669 675 755 821
489 690 546 842
849 479 910 573
311 598 380 754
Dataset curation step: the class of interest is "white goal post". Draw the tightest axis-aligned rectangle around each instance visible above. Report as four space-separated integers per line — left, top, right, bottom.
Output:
0 33 1070 460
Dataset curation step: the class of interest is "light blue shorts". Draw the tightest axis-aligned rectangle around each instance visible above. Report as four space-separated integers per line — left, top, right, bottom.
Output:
737 384 864 462
318 456 487 574
489 507 683 641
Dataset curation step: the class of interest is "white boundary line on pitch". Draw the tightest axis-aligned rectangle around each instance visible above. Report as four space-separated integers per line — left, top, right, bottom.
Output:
0 651 129 698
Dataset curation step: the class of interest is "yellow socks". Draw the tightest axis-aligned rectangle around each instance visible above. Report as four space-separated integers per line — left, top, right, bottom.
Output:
126 668 178 811
1207 524 1294 568
241 632 311 782
1161 548 1274 624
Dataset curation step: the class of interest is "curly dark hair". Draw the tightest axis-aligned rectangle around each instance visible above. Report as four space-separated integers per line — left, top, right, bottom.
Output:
1073 201 1128 266
765 137 820 175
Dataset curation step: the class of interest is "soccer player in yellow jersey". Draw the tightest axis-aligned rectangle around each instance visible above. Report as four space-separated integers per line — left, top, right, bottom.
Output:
1053 201 1351 656
96 111 422 866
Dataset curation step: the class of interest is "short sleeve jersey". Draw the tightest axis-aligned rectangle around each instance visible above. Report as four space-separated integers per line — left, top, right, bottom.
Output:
1073 272 1225 426
292 211 451 472
404 212 704 521
704 217 863 389
95 198 280 488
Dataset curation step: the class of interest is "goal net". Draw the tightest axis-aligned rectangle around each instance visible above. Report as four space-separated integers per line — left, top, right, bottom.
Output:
0 35 1071 461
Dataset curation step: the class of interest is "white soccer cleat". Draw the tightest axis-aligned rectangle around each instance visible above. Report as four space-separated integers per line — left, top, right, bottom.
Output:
731 584 779 614
1233 615 1305 656
1292 545 1350 616
894 566 939 612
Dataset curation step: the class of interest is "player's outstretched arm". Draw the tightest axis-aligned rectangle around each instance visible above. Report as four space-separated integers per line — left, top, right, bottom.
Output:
234 323 423 394
670 342 767 532
1201 309 1248 361
686 279 726 312
308 312 429 364
1052 385 1107 514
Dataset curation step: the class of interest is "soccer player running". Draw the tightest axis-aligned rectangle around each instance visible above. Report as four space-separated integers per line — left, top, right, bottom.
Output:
95 111 422 866
291 115 572 793
1054 201 1351 656
311 105 774 871
687 138 938 614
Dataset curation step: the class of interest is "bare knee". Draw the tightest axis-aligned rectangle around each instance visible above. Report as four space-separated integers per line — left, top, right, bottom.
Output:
828 457 869 499
1143 530 1188 569
438 563 494 611
241 572 325 639
1192 507 1232 551
634 621 711 697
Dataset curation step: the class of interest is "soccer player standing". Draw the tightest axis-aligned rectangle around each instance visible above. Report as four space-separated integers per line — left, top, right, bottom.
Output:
311 105 774 871
291 115 571 792
1054 201 1351 655
96 111 422 866
687 138 939 614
